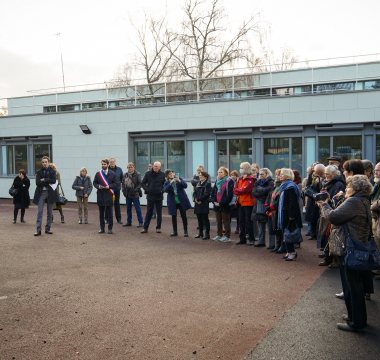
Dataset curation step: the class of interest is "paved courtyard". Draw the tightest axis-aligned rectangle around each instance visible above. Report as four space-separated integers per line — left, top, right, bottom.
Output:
0 199 378 359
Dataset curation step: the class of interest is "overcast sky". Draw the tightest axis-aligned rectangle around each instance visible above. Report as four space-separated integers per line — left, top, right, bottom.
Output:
1 0 379 107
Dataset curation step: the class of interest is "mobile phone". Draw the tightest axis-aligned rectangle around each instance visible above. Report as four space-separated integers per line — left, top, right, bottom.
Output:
176 173 180 178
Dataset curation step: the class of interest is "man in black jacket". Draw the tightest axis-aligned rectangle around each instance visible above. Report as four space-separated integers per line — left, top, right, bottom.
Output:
109 157 124 224
33 156 59 236
141 161 165 233
93 158 118 234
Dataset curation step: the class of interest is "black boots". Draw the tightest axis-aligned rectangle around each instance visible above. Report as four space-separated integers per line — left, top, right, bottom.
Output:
195 232 203 238
275 242 287 253
202 232 210 240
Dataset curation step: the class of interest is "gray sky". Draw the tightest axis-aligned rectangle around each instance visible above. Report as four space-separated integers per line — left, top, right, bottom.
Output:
1 0 378 107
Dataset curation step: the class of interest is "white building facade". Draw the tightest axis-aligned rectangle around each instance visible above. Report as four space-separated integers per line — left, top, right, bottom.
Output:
1 60 380 204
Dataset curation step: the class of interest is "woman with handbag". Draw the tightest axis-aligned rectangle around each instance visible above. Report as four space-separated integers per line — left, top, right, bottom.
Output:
164 169 191 237
252 168 274 248
211 167 234 242
72 167 93 224
194 171 212 240
50 164 65 223
317 175 373 331
278 168 303 261
12 169 30 223
233 162 256 245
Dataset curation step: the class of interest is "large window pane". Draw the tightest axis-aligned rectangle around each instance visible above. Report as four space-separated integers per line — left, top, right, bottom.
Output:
7 146 14 174
2 145 6 174
192 141 204 176
208 140 215 178
34 144 51 173
306 138 316 170
15 145 27 173
150 141 164 167
319 136 330 165
333 136 362 163
167 141 185 177
218 139 227 169
134 142 149 175
292 138 302 173
264 138 289 171
229 139 252 173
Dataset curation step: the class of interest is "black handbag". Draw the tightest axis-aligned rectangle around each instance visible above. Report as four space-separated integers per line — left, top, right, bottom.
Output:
9 185 18 197
343 198 380 271
284 221 303 244
256 201 266 215
56 184 68 206
305 187 317 198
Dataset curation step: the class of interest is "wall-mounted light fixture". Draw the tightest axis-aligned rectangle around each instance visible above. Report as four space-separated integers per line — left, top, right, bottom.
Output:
79 125 92 134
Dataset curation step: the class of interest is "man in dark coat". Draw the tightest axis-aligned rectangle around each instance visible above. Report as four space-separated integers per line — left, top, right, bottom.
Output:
109 157 124 224
33 156 59 236
93 158 118 234
141 161 166 233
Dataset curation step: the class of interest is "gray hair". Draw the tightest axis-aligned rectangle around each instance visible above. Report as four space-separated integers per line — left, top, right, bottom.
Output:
314 164 325 173
80 167 87 174
325 165 339 177
307 167 312 175
346 174 373 194
259 168 273 178
362 159 374 173
240 162 252 175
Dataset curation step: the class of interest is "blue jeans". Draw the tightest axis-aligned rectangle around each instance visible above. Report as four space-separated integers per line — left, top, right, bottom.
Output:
126 197 143 224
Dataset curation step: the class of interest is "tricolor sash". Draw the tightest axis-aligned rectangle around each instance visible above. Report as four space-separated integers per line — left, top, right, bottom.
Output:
98 170 115 200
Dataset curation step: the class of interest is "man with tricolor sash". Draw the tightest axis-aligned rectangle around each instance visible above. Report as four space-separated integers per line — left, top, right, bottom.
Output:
93 158 118 234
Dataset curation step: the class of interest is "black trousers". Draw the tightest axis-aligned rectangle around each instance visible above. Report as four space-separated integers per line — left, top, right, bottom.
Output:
172 203 188 233
238 205 254 242
338 257 367 329
113 190 121 222
196 214 210 234
144 199 162 230
310 221 318 238
14 207 25 220
99 205 113 230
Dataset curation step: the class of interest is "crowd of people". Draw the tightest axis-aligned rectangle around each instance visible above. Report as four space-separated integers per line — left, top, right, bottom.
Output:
10 154 380 332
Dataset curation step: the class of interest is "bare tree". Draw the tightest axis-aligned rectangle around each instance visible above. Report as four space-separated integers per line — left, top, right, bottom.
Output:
0 106 8 116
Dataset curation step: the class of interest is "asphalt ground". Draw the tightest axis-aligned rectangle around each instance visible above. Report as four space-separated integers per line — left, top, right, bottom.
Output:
0 199 377 359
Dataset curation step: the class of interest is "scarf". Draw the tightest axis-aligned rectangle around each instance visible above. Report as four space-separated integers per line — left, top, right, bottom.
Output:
172 180 178 196
216 176 227 194
81 175 86 185
270 180 282 207
277 180 301 229
371 183 380 201
260 179 265 186
311 172 319 185
44 167 50 178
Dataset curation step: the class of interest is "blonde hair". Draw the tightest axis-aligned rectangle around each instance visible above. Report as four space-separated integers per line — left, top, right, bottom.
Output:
240 162 252 175
259 168 273 178
80 167 87 175
280 168 294 181
127 162 135 167
218 166 229 176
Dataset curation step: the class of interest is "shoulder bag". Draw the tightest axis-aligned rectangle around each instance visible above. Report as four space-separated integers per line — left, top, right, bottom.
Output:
56 184 68 206
284 220 303 244
9 184 18 197
343 198 380 271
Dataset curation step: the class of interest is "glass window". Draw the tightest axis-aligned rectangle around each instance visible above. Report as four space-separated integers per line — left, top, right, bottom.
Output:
208 140 215 178
229 139 252 173
167 141 185 177
306 138 316 170
58 104 80 112
273 87 295 96
333 136 362 163
34 144 51 173
2 145 6 174
15 145 27 173
82 102 107 110
134 142 149 175
364 80 380 90
218 140 227 169
314 82 354 92
319 136 330 165
292 138 302 173
264 138 289 171
192 141 204 176
150 141 164 166
43 106 56 113
7 146 13 174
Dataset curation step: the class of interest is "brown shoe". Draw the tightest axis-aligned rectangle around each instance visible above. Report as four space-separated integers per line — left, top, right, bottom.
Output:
328 262 339 268
319 260 332 266
141 229 148 234
156 229 161 233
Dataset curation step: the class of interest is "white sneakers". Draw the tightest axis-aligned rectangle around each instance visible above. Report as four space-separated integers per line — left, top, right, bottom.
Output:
213 236 221 241
220 236 231 242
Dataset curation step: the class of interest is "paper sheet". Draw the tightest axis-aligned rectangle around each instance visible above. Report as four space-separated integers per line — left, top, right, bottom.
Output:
50 180 58 191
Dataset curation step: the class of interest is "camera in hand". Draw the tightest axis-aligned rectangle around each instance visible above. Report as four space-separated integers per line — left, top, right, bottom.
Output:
313 192 329 201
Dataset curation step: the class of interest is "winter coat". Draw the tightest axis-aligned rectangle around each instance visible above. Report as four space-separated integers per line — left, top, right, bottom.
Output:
370 184 380 239
252 177 274 222
194 180 212 215
12 175 30 209
210 178 234 213
265 188 282 235
321 190 372 254
142 169 166 202
108 165 123 192
304 173 323 223
323 176 346 199
164 177 192 216
281 187 303 232
191 174 211 201
33 167 60 205
122 170 142 199
72 175 93 197
93 170 118 207
233 175 256 207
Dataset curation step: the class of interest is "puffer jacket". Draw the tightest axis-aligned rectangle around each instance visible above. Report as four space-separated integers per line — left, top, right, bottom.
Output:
321 190 372 253
72 175 93 197
252 177 274 222
233 175 256 206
